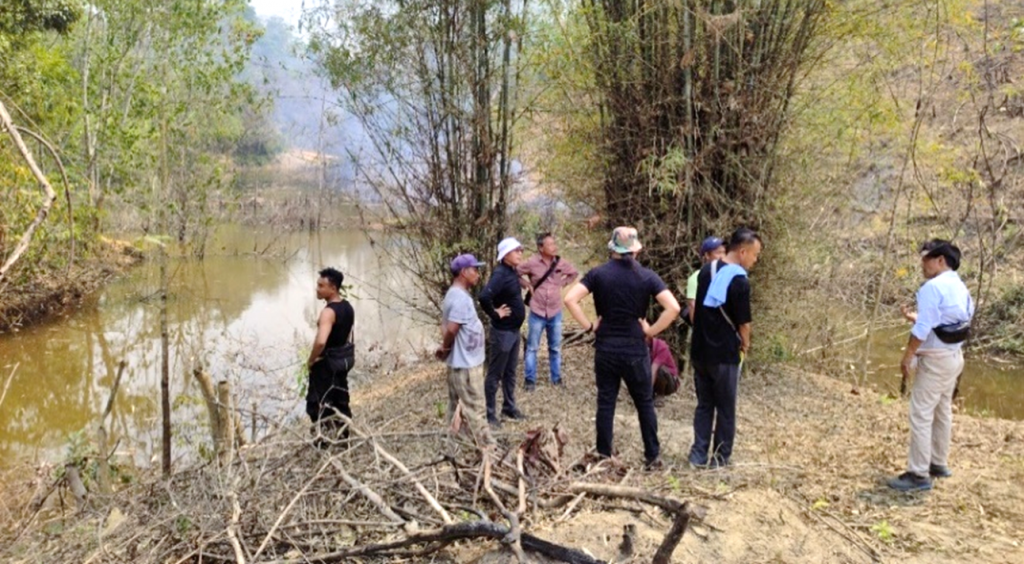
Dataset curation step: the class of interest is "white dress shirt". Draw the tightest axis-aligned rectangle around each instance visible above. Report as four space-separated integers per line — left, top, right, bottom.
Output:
911 270 974 351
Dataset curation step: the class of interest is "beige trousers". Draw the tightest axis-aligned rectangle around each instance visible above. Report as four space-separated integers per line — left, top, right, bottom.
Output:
907 349 964 476
447 364 495 447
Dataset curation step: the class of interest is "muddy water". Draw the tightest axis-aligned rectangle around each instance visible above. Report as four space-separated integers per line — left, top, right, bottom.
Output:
0 225 435 465
854 326 1024 420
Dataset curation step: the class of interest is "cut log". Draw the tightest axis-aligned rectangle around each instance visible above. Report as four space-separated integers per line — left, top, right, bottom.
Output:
216 381 235 465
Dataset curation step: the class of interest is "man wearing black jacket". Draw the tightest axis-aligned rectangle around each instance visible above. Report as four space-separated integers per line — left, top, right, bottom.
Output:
479 237 527 427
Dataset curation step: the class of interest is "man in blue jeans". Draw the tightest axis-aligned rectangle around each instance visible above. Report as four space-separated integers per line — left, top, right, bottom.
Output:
517 232 578 391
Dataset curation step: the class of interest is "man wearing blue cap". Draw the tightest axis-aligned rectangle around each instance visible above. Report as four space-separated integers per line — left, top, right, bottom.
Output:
686 237 726 324
436 253 493 447
479 237 528 427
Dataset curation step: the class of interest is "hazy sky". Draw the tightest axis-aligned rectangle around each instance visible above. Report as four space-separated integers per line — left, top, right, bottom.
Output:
248 0 303 26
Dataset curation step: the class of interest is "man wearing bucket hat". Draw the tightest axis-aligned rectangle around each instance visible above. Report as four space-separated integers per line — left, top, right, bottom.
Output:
888 239 973 492
436 253 494 447
564 227 681 470
479 237 528 427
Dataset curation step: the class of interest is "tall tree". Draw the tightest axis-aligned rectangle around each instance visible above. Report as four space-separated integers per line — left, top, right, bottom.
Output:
581 0 828 282
306 0 529 313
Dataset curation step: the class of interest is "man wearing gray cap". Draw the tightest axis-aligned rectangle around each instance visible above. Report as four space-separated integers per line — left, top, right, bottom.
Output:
436 253 494 447
479 237 528 427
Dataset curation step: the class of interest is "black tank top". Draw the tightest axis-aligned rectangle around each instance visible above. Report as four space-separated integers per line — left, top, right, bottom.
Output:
324 301 354 350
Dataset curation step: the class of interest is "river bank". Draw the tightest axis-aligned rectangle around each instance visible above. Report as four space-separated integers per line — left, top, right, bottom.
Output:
2 345 1021 563
0 237 142 334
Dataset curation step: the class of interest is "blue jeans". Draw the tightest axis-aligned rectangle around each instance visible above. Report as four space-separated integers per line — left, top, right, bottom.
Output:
524 311 563 384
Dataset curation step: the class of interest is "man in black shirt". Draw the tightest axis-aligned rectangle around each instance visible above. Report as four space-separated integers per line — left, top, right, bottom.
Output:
564 227 680 469
479 237 527 427
689 228 762 468
306 267 356 442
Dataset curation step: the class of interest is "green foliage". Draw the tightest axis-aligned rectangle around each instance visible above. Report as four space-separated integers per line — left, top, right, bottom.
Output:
976 284 1024 354
1 0 271 304
870 520 896 543
0 0 82 36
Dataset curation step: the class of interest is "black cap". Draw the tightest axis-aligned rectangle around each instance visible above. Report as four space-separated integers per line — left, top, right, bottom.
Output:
920 239 961 271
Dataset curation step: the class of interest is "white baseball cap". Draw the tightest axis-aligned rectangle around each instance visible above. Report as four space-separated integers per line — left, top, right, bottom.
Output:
496 237 523 262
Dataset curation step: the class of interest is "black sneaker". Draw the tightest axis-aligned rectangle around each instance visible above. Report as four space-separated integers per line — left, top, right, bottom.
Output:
523 382 537 392
487 416 502 429
929 464 953 478
887 471 932 492
502 409 528 421
643 457 664 472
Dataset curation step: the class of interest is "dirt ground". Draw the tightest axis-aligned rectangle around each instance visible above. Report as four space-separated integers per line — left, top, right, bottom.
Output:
352 345 1024 563
2 343 1022 563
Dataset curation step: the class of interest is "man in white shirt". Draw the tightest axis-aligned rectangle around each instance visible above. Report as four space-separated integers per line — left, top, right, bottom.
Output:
889 240 973 492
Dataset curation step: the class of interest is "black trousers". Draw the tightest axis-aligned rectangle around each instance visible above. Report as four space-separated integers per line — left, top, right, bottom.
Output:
594 350 660 463
689 360 740 464
306 353 353 438
485 328 520 420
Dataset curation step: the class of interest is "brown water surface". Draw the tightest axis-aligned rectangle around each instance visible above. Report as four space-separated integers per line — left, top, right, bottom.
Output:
858 326 1023 420
0 225 434 465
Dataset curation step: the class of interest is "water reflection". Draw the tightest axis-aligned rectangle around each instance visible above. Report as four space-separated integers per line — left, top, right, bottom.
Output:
0 225 434 465
859 326 1024 420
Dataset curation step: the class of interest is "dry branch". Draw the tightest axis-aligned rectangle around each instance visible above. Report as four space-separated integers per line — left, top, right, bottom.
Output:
261 520 607 564
340 414 453 524
97 360 127 495
326 457 406 526
0 362 17 413
0 100 59 285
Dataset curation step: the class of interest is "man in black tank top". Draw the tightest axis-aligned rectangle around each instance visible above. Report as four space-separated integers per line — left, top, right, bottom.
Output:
306 267 355 442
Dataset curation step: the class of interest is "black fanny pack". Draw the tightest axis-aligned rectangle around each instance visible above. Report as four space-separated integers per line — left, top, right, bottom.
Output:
934 321 971 344
325 342 355 361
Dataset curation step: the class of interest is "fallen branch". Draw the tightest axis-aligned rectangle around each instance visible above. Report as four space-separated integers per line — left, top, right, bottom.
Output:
651 503 694 564
326 457 406 526
483 456 526 563
565 482 703 564
250 456 335 560
341 414 453 524
261 520 607 564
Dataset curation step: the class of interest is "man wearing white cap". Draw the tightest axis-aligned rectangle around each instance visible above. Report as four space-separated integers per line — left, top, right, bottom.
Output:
479 237 528 427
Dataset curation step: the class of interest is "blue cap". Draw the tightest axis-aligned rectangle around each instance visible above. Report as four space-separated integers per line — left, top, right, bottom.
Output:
450 253 485 275
700 237 724 255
